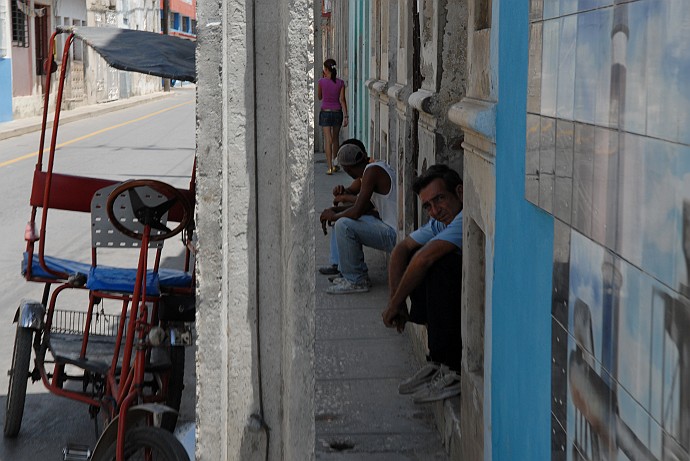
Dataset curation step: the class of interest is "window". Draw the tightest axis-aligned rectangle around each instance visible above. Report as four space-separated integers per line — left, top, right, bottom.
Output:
0 0 7 57
191 19 196 35
12 0 29 48
72 19 85 61
322 0 331 17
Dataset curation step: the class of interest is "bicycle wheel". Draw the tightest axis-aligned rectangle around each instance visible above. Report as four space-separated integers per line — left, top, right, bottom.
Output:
98 426 189 461
4 326 33 438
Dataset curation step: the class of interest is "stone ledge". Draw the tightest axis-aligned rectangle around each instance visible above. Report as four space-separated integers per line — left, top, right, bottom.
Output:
408 88 436 115
448 97 496 142
365 78 389 95
387 83 409 103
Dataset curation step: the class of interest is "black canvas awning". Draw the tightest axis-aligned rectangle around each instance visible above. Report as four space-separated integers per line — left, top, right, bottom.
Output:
59 26 196 82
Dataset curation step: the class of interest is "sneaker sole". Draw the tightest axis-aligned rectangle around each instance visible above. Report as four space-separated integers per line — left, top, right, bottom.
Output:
413 386 461 404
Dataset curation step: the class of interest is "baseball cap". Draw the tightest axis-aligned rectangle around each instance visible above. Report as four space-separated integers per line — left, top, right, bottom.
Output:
338 144 367 166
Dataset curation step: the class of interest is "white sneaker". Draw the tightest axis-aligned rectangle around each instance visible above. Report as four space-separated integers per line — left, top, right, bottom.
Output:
326 279 370 294
412 365 461 403
398 362 440 394
330 276 372 288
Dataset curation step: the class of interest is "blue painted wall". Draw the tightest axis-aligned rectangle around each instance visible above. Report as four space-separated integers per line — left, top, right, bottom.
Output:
0 58 12 122
491 0 553 458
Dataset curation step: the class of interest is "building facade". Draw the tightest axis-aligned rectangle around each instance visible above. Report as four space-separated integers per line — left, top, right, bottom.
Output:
162 0 195 40
0 0 11 121
1 0 166 122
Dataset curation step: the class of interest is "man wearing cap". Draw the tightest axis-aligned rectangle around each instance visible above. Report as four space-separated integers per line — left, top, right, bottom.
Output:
319 140 397 294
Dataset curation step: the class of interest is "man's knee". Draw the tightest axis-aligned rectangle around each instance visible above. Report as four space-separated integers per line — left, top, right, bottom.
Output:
426 252 462 281
334 217 356 236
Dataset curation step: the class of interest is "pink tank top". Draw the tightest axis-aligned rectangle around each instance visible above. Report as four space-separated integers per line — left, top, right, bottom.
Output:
319 78 345 111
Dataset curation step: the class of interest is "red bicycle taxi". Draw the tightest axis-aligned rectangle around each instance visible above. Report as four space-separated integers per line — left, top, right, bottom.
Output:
4 26 197 461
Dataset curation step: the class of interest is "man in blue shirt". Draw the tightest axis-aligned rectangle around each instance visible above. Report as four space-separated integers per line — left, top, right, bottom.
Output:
382 164 463 403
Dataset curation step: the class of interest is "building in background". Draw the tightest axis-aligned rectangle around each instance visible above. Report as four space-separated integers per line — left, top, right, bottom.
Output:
161 0 195 40
0 0 174 123
0 0 12 121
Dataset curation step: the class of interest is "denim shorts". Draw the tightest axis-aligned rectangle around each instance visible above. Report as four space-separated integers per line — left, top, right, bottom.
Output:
319 110 343 127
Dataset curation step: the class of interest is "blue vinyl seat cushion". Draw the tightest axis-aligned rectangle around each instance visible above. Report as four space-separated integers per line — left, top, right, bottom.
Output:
22 253 191 296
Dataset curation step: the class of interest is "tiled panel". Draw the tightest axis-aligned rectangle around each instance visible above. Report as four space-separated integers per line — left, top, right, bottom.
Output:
571 123 593 237
552 218 571 326
646 0 690 145
556 15 576 120
533 3 690 458
617 136 682 291
551 318 568 426
543 0 559 20
566 333 616 461
539 117 556 213
541 20 559 117
550 412 566 461
590 127 618 247
554 121 573 223
527 23 543 114
623 0 650 136
526 114 541 205
616 386 664 460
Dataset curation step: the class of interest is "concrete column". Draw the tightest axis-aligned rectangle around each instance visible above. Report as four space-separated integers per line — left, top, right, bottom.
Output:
196 1 315 459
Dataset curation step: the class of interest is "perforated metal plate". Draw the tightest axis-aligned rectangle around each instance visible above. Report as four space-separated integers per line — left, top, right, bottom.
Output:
91 183 168 249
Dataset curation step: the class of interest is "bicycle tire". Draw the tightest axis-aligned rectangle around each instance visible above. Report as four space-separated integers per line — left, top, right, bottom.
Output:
4 326 33 438
97 426 189 461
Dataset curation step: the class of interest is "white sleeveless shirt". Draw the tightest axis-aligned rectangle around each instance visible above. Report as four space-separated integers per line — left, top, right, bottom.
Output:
364 161 397 231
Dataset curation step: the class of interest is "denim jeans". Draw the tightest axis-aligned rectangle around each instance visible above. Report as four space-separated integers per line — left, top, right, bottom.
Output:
332 215 396 284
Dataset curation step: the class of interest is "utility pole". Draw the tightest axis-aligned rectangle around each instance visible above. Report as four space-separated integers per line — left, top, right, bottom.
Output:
162 0 171 91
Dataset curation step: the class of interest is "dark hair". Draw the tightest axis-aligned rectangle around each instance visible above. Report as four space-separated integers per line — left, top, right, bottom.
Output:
340 138 367 157
324 58 337 83
412 164 462 195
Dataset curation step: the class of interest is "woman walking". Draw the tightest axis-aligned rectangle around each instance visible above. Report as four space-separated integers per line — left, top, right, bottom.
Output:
318 59 349 175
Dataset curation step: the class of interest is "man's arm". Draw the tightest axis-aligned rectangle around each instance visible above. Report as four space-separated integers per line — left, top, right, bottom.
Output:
332 178 362 197
382 238 458 330
332 165 389 221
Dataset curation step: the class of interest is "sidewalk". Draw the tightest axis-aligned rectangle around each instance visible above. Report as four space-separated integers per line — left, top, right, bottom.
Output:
314 154 449 460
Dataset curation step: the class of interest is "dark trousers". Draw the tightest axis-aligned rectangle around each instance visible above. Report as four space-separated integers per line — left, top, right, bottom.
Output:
408 252 462 372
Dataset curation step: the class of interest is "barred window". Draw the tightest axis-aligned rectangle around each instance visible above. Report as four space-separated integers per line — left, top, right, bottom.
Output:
11 0 29 47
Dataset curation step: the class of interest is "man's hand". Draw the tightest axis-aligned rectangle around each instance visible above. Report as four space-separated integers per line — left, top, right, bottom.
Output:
320 208 337 235
332 185 346 196
382 302 409 333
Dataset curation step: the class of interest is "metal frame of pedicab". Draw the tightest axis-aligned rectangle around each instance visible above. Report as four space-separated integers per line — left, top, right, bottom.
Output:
7 26 197 461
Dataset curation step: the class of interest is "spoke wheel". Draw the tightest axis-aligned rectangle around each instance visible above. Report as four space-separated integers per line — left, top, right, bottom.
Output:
99 426 189 461
4 326 33 438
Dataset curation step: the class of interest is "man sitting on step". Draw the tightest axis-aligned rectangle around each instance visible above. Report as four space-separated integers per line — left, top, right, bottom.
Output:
382 164 463 403
318 140 397 294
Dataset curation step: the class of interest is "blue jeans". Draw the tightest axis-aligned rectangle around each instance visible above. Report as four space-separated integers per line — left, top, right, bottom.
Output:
331 215 396 284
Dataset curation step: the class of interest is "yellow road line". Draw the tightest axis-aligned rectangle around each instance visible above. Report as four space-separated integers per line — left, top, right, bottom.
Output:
0 100 192 169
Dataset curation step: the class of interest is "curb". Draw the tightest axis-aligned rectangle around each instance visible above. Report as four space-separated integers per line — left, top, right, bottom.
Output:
0 91 178 142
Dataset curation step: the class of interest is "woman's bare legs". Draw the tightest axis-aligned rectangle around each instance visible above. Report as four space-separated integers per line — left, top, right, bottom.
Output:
331 124 341 170
322 126 334 172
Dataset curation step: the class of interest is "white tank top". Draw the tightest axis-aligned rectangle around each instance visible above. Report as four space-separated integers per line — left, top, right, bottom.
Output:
365 161 397 231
